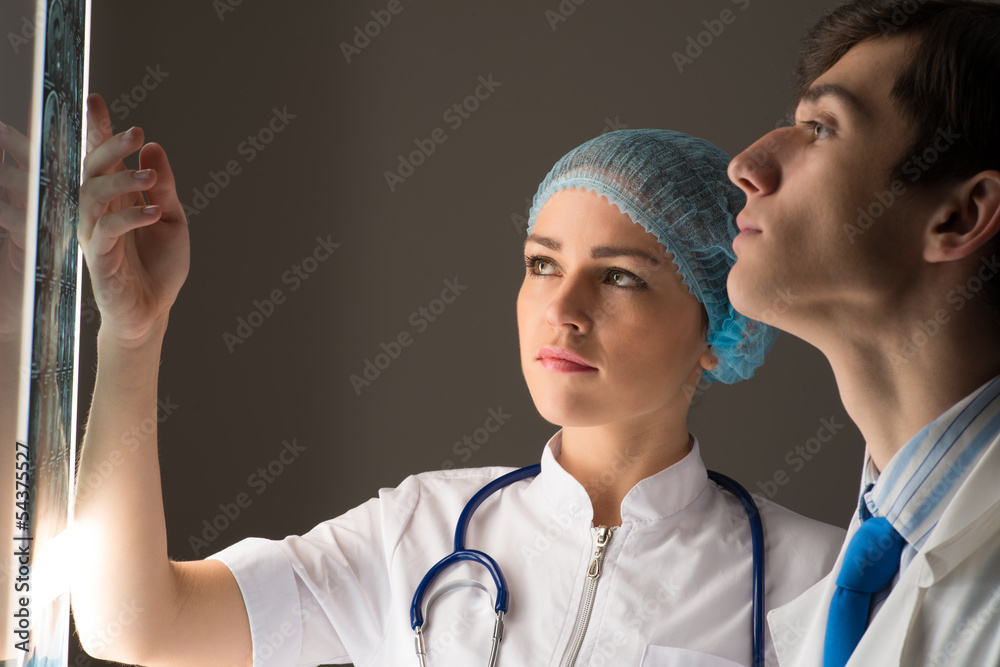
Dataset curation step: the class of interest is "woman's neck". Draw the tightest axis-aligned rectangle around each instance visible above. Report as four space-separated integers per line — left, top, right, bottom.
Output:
556 418 693 526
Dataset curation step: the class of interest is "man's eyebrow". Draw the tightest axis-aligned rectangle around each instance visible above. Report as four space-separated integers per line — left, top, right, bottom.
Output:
523 234 661 266
798 83 869 120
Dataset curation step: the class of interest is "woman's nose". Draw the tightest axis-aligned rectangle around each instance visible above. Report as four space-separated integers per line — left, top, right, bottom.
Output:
544 277 595 335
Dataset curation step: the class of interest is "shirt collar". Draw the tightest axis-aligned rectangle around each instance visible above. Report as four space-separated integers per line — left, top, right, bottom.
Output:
537 429 710 525
863 373 1000 549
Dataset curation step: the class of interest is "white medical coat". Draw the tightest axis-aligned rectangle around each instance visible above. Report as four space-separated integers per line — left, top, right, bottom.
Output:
766 430 1000 666
211 432 845 667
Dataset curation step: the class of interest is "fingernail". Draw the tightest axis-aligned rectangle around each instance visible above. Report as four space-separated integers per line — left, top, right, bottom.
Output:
0 121 8 133
134 169 152 180
142 205 159 215
122 127 136 141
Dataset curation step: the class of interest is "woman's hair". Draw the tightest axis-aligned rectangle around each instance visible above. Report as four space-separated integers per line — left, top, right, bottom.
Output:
526 129 778 385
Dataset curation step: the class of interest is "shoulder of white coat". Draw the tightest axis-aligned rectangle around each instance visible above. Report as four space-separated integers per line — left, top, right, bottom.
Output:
366 466 522 559
374 465 522 517
752 495 846 559
750 495 846 597
704 480 846 550
705 481 845 568
710 493 844 611
753 494 847 544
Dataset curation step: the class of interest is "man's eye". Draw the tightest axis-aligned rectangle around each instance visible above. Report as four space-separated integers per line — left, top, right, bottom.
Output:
802 120 833 139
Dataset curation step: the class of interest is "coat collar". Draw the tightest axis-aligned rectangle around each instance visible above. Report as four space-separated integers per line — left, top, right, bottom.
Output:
917 428 1000 585
536 429 710 525
767 430 1000 665
864 374 1000 550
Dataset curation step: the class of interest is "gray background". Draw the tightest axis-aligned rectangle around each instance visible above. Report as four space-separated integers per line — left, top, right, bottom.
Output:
75 1 862 665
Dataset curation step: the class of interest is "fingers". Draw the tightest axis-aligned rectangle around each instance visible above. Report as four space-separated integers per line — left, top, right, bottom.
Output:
0 121 32 219
86 93 116 154
138 143 186 224
79 168 159 240
86 205 162 258
0 200 27 247
83 124 145 181
0 121 31 167
0 162 28 203
79 96 187 249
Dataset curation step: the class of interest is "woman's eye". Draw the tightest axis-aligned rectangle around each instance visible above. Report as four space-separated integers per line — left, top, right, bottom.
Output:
607 269 640 288
525 256 557 275
525 256 644 288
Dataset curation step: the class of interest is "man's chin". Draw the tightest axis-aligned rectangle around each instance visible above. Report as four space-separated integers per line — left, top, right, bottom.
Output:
727 265 768 321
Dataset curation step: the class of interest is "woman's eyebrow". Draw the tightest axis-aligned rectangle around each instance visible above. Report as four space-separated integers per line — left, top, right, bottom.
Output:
523 234 560 252
524 234 661 266
590 245 662 266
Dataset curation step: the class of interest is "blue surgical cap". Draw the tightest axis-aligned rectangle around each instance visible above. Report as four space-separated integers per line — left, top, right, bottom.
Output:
526 129 778 385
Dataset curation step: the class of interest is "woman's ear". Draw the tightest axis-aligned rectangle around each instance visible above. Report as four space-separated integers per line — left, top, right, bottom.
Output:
924 170 1000 264
699 346 719 372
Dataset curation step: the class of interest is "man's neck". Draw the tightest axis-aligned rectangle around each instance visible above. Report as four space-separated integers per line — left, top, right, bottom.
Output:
817 313 1000 472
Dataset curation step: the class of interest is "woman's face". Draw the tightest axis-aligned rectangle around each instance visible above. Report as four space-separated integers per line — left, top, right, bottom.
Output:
517 187 717 429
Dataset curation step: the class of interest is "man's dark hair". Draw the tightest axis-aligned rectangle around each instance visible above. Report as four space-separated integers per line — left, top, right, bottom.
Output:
796 1 1000 316
795 0 1000 189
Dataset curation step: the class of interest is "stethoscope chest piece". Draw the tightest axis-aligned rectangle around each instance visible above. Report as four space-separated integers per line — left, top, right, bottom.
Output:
412 578 506 667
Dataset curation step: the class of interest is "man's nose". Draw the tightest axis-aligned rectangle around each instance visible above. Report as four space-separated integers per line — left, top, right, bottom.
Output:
728 127 791 197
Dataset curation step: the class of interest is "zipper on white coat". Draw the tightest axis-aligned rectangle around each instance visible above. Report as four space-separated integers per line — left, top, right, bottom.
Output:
560 525 615 667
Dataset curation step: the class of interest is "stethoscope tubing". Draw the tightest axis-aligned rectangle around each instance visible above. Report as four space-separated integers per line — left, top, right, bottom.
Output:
707 470 766 667
411 464 765 667
454 464 542 552
410 464 541 630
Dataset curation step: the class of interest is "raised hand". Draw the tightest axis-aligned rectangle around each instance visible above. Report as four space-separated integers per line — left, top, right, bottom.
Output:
78 93 190 345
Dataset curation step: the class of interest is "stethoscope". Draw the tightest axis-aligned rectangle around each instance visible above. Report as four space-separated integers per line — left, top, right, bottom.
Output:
410 464 765 667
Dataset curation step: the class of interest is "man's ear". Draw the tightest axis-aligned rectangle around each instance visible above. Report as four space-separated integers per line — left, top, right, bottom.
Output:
924 170 1000 263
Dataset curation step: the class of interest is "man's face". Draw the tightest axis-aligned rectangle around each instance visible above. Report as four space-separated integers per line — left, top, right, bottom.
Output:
726 36 930 336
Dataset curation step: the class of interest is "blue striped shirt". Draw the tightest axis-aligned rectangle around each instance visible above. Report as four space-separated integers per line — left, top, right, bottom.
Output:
861 373 1000 616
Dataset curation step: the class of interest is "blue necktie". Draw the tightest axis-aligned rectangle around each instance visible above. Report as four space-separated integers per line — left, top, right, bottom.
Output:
823 516 905 667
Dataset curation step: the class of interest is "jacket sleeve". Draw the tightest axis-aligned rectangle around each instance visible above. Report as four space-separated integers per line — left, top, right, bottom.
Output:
208 474 422 667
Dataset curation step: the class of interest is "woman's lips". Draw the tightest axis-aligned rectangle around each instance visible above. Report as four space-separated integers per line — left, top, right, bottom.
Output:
539 357 599 373
537 346 598 373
